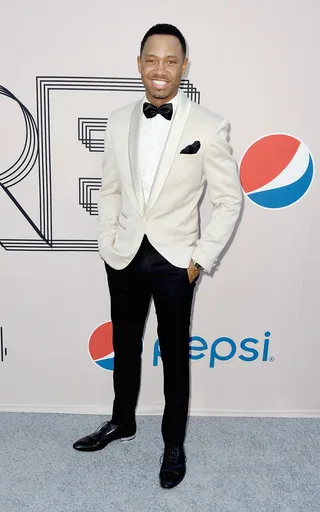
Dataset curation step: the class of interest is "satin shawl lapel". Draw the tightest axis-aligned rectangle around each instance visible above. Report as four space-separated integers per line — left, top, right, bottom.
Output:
128 100 144 214
145 91 191 214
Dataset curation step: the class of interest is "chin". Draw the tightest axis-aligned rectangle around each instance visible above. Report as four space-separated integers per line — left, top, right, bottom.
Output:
150 90 171 100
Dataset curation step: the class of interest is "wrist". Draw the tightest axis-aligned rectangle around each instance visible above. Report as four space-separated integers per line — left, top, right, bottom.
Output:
191 259 204 272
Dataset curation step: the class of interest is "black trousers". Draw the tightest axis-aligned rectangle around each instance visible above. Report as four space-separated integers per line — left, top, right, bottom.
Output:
105 236 197 445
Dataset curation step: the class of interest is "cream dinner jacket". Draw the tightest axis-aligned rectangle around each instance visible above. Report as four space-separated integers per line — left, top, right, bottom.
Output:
98 90 242 273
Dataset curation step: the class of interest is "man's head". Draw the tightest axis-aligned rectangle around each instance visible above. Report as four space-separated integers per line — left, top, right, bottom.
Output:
138 24 188 106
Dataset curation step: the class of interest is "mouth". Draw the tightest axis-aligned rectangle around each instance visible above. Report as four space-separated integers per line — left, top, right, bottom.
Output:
150 79 169 90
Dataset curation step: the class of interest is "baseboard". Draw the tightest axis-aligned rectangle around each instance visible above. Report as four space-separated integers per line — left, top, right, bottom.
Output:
0 404 320 418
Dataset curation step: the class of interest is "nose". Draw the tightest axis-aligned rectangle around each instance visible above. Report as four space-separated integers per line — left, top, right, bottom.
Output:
154 60 166 76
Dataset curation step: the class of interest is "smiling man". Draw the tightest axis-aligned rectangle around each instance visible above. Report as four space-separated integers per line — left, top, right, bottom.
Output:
73 24 242 489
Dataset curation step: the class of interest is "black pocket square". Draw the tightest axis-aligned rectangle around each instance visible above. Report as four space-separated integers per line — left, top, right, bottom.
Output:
180 140 201 154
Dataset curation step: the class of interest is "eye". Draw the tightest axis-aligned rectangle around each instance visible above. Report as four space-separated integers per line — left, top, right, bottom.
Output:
168 60 177 65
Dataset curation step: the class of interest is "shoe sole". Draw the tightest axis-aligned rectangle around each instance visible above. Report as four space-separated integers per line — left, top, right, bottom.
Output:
120 434 136 442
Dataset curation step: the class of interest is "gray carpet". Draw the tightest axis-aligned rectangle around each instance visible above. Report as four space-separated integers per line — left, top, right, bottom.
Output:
0 413 319 512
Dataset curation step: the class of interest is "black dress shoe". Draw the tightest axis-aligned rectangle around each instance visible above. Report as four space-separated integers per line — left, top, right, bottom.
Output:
73 420 136 452
159 444 186 489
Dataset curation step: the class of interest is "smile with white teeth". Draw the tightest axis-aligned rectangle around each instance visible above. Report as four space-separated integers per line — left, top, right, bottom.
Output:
151 80 168 86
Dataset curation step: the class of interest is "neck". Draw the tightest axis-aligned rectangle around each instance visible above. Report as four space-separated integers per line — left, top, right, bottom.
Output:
146 90 178 107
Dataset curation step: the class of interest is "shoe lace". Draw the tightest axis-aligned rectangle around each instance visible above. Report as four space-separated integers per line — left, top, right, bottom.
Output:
93 420 113 435
160 446 186 471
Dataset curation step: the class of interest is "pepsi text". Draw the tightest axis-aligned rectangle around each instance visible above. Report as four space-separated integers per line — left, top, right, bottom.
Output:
153 332 272 368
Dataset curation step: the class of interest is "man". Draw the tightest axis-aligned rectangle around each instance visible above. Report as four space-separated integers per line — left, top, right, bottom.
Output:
73 23 242 489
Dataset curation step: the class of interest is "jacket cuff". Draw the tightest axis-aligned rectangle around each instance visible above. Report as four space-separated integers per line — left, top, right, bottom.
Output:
191 248 219 274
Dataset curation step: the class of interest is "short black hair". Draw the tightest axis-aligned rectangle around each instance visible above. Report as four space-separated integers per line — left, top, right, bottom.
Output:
140 24 187 58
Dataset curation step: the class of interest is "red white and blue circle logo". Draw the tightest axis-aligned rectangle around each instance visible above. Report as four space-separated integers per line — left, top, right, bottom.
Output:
240 134 314 209
88 322 114 371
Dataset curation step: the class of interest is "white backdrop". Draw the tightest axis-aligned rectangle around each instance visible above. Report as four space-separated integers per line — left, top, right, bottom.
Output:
0 0 319 417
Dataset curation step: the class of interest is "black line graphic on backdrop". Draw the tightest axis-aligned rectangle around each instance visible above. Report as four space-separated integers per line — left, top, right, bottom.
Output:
0 327 8 362
0 77 200 252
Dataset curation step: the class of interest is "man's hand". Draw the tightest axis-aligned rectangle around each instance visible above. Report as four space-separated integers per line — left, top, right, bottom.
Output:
187 260 200 283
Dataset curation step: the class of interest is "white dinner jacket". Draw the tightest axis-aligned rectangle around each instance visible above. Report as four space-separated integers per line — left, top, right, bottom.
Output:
98 90 242 272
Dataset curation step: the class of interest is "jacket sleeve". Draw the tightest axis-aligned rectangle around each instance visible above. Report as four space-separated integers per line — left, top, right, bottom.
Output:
191 119 243 272
97 113 122 251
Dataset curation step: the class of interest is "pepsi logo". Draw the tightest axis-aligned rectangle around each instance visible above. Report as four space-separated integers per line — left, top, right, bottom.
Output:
240 134 314 209
88 321 114 370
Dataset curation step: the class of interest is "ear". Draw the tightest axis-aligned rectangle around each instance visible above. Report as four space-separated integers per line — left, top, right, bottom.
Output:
137 55 142 74
182 58 189 75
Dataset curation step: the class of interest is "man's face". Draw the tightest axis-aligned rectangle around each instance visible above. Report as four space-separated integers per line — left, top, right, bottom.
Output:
137 34 188 106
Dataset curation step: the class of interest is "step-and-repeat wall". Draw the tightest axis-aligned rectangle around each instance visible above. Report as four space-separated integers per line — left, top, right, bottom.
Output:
1 0 319 416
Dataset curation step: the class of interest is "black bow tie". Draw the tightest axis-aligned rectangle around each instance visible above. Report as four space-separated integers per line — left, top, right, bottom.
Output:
143 102 173 121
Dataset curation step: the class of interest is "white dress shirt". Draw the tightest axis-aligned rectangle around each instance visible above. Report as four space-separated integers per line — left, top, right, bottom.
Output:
138 91 179 203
